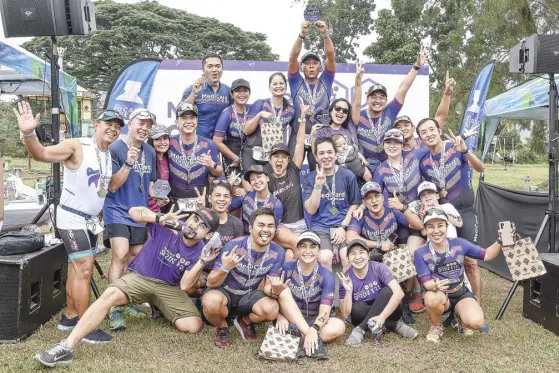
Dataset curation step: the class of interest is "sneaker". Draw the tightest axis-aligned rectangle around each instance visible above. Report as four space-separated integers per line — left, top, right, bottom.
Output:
233 316 258 341
441 311 453 327
56 315 78 331
124 304 145 318
409 292 425 313
425 324 444 344
385 320 419 339
310 336 328 360
402 306 416 324
215 327 232 348
109 307 126 331
458 324 474 336
81 328 112 344
480 324 489 334
345 327 365 347
149 305 164 321
34 342 73 367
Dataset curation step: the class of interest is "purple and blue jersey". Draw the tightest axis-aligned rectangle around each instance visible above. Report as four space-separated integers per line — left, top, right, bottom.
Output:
246 98 295 148
182 83 231 139
339 261 394 304
214 104 254 155
414 237 486 290
348 207 409 243
373 152 422 204
229 192 284 233
282 261 335 315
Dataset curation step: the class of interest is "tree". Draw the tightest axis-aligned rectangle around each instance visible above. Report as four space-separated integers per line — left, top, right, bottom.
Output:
22 0 278 91
293 0 376 62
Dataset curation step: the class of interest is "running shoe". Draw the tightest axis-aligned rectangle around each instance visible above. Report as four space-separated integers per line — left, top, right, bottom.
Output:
81 328 112 344
385 320 419 339
124 304 145 318
480 324 489 334
409 292 425 313
458 324 474 336
233 316 258 340
425 324 444 344
109 307 126 331
34 342 73 367
345 327 365 347
215 327 232 348
149 305 164 321
56 315 78 331
310 336 328 360
402 306 416 324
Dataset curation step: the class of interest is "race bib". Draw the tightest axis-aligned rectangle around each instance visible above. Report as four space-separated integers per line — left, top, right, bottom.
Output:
177 198 198 212
252 146 269 162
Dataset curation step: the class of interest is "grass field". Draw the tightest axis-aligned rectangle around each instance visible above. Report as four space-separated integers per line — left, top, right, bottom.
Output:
0 162 557 373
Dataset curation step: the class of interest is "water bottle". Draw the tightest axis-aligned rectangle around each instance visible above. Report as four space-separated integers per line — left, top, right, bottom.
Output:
525 176 530 191
367 319 384 345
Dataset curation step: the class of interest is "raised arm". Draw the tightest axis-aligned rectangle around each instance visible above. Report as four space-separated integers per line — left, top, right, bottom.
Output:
316 21 335 72
108 145 138 193
352 64 364 125
293 98 310 168
435 71 455 131
303 167 325 214
288 21 311 75
394 48 426 105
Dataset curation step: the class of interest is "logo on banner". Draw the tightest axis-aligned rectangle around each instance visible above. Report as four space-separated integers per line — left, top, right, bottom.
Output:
331 80 349 101
466 90 481 114
116 80 144 104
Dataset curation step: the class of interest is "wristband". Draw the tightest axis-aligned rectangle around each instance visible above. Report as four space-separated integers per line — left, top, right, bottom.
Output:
155 213 161 224
340 224 348 231
199 258 208 266
123 162 134 169
314 185 322 191
23 130 36 138
213 161 218 169
298 34 306 41
321 33 330 40
461 148 469 155
312 323 321 331
220 265 230 274
497 238 503 246
412 65 420 71
400 204 409 213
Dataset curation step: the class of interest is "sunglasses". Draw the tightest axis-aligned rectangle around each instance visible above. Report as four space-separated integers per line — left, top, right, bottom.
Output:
212 179 231 186
425 208 446 216
97 110 123 120
132 110 157 121
333 106 349 114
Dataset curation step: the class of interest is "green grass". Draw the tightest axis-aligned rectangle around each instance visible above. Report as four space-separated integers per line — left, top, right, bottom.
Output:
472 163 549 192
0 162 557 373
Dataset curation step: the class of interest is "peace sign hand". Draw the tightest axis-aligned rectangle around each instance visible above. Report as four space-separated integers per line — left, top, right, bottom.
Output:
355 62 364 82
336 272 353 292
315 164 326 188
463 124 480 140
443 128 468 153
160 204 188 226
415 45 427 67
221 246 243 271
194 186 207 209
299 96 310 116
13 101 41 135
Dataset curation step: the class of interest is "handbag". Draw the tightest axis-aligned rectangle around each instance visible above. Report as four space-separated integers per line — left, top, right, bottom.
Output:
382 245 417 283
257 326 301 361
502 235 546 281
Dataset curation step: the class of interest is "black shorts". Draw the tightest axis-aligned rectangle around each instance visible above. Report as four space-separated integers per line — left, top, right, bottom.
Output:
447 287 476 313
396 225 410 245
205 287 267 317
103 223 148 247
58 228 97 262
409 229 427 240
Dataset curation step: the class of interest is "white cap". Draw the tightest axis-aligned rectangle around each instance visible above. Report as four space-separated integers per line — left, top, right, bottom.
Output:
418 181 438 196
296 231 321 246
422 208 449 225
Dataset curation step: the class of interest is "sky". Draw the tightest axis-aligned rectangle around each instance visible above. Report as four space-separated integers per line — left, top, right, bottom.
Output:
0 0 391 61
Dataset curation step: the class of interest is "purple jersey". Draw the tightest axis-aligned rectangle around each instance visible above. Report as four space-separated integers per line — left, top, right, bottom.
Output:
339 261 394 305
373 152 422 204
303 167 361 232
419 141 474 208
168 135 221 199
182 83 231 139
128 223 203 286
316 124 360 149
214 104 254 155
246 99 295 148
348 207 409 242
213 236 285 293
356 99 402 161
282 261 335 315
289 69 335 132
229 192 284 234
414 237 486 290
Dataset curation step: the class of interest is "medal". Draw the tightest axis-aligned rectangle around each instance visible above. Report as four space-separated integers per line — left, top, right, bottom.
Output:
440 188 448 198
323 167 339 217
398 194 405 203
93 138 110 199
304 5 322 22
97 187 108 198
330 206 339 215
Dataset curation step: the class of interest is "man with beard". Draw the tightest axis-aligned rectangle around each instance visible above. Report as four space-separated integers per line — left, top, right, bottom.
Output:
103 108 157 329
182 53 231 139
168 101 223 201
288 20 335 170
303 138 361 269
351 51 426 172
202 207 285 348
34 207 220 367
416 118 486 305
15 103 124 343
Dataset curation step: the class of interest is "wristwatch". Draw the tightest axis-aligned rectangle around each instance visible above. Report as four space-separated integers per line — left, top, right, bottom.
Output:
312 323 321 331
461 148 469 155
340 224 348 231
400 204 409 213
412 65 420 71
123 162 134 169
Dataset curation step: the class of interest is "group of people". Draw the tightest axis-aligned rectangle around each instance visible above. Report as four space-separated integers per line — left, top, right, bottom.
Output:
14 19 506 368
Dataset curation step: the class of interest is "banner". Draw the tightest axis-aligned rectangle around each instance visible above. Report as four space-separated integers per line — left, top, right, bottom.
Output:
460 62 495 153
105 59 430 135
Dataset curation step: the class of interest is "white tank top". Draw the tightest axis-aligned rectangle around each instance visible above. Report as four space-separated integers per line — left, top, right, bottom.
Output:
57 137 112 229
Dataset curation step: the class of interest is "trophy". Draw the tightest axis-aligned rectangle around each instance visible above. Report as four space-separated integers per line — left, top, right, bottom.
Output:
304 5 322 22
153 179 171 199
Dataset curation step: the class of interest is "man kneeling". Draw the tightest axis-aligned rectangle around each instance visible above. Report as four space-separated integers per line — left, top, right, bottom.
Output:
34 206 220 367
202 207 285 348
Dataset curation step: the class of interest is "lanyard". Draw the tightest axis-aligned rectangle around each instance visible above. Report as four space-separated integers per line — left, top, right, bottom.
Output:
92 138 110 190
245 237 270 292
429 146 448 189
303 80 318 112
232 107 247 138
429 239 450 265
388 159 406 194
296 260 319 317
178 135 199 172
244 192 272 218
322 166 338 208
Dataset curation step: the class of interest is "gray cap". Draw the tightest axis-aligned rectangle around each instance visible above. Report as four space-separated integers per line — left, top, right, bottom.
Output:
383 129 404 143
176 100 198 117
366 84 387 97
231 78 251 92
301 51 321 64
360 181 383 198
150 125 169 140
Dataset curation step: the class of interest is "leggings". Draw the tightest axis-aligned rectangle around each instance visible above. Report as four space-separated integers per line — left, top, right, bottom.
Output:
351 287 403 330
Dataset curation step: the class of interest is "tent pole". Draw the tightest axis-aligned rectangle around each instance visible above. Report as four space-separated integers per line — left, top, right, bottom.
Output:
548 73 558 254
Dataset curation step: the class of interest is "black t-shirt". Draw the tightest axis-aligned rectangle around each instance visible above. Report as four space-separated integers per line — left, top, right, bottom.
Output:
217 214 244 244
267 162 304 224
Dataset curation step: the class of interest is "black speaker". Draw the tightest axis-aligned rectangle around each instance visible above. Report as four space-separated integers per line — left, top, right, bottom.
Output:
0 0 96 38
0 243 68 343
510 33 559 74
523 253 559 336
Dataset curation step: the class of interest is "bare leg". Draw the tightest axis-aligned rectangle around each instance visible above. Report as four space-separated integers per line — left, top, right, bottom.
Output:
319 318 346 343
464 257 482 304
248 297 279 323
319 250 334 271
69 256 95 317
65 287 128 349
339 246 349 272
125 243 144 267
423 291 449 326
454 298 485 330
274 228 299 253
277 288 311 334
174 316 203 333
65 267 77 318
202 290 229 328
108 237 129 283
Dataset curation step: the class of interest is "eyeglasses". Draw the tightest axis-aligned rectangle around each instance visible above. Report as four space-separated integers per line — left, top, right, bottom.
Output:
333 106 349 114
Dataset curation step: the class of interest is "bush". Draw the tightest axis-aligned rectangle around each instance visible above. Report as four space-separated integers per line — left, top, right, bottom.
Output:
515 148 545 164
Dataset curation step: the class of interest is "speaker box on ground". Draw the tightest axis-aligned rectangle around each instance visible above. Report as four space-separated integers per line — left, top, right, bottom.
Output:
0 243 67 343
523 253 559 336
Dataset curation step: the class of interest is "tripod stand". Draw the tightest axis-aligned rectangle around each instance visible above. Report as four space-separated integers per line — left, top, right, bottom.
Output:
496 73 558 320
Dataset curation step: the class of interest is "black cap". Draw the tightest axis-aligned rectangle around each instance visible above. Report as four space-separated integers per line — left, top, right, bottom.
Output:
347 238 370 255
243 164 267 182
96 109 125 127
366 84 387 97
176 100 198 117
195 208 220 232
301 51 321 64
231 78 251 92
269 143 290 157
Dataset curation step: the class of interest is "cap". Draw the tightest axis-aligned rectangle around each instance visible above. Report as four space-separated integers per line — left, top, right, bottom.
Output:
395 115 413 126
176 100 198 117
231 78 251 92
301 51 321 64
243 164 267 182
422 208 449 226
418 181 438 196
366 84 387 97
150 125 169 140
269 143 290 157
195 208 220 232
296 231 321 246
129 108 156 123
360 181 382 198
347 238 370 254
383 129 404 143
96 109 125 127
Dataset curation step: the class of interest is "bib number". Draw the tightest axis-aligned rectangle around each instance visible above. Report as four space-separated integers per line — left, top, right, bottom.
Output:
252 147 268 162
177 198 198 212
